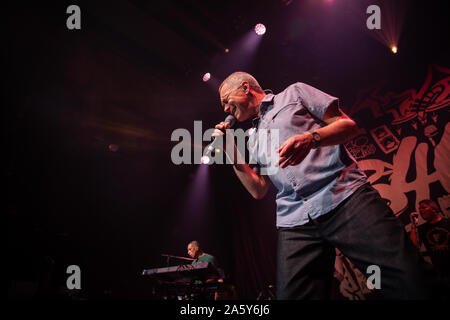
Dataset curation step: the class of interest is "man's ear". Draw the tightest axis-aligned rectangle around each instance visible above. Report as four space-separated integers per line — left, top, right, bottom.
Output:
242 81 250 94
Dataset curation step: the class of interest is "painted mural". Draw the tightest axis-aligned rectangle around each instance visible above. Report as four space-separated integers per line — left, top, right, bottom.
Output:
335 65 450 299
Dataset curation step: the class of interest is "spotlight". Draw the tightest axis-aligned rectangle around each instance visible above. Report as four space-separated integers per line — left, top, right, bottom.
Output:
254 23 266 36
225 48 229 53
200 156 210 165
202 72 211 82
391 46 398 54
108 144 119 152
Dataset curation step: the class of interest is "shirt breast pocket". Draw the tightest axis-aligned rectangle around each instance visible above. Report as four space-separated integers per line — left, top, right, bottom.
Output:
270 102 311 140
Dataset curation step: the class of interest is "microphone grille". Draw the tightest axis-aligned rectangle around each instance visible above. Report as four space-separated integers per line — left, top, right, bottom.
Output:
224 114 237 128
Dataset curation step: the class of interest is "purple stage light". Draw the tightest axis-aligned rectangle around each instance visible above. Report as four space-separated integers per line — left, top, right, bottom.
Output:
200 156 210 164
254 23 266 36
202 72 211 82
108 144 119 152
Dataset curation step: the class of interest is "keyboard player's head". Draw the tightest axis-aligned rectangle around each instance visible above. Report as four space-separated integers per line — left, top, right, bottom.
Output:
187 240 202 259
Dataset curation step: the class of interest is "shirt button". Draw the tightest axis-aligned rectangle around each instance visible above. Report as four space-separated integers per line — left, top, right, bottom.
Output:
292 182 297 187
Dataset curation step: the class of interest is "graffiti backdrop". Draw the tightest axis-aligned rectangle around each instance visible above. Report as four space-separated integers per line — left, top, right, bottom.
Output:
334 65 450 299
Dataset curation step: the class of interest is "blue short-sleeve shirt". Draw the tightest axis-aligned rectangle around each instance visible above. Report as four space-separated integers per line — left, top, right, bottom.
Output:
248 82 368 227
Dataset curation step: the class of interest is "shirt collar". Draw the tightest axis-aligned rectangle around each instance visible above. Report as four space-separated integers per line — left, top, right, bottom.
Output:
253 91 275 128
259 93 275 115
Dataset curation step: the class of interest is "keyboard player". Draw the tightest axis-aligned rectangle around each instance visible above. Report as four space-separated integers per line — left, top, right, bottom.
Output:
187 240 224 283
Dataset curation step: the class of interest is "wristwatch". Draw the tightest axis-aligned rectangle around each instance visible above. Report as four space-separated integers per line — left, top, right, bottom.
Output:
310 130 321 149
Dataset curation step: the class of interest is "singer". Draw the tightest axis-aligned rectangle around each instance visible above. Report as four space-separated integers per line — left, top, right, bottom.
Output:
213 71 430 299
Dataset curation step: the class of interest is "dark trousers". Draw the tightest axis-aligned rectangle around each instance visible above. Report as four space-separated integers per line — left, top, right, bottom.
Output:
276 183 430 300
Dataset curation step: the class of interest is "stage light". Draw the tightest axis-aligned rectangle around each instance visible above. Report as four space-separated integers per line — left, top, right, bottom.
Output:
108 144 119 152
202 72 211 82
200 156 210 164
254 23 266 36
225 48 229 53
364 1 405 56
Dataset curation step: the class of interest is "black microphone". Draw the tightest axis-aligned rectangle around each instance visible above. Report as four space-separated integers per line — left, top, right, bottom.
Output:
204 115 236 158
221 114 237 130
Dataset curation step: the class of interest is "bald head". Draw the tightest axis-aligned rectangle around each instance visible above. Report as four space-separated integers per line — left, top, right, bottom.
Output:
188 240 200 249
219 71 264 94
187 240 202 259
218 72 266 121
